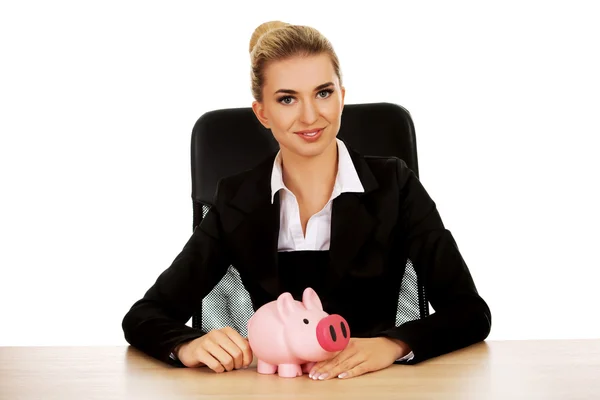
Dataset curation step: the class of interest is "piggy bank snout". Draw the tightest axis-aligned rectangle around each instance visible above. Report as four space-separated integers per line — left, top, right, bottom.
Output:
316 314 350 352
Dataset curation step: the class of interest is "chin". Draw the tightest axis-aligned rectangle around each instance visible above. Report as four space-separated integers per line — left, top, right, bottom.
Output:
286 134 337 158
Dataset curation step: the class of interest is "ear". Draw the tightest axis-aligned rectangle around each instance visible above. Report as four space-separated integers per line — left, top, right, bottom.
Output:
302 287 323 311
340 85 346 109
276 292 301 318
251 100 270 129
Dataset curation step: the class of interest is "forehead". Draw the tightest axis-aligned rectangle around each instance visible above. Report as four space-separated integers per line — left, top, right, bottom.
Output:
263 54 337 92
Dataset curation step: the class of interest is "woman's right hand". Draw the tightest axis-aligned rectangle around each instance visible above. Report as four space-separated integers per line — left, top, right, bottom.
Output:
175 327 253 372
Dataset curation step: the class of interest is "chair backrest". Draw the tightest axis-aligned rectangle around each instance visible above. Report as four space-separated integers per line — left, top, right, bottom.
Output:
189 102 428 335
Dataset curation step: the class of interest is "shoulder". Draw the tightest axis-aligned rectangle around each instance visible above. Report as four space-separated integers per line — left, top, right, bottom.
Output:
360 156 416 206
348 146 415 193
212 151 277 204
363 155 410 178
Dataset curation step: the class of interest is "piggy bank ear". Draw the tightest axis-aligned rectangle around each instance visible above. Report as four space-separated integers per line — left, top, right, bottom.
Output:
277 292 302 318
302 287 323 311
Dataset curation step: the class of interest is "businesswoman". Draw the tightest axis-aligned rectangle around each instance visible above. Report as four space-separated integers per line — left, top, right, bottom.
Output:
122 21 491 380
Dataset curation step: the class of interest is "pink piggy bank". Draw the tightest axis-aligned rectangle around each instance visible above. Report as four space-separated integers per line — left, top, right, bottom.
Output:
247 287 350 378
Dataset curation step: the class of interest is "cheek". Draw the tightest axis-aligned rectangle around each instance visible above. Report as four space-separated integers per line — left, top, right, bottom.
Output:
323 104 342 125
321 97 342 118
269 107 296 134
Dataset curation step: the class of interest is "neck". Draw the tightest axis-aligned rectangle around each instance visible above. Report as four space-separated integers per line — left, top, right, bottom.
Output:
280 140 338 202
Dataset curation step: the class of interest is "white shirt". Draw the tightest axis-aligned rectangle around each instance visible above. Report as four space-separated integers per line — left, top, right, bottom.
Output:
271 139 364 251
270 138 414 363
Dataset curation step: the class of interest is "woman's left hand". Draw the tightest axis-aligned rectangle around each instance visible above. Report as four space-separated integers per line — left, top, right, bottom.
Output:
308 337 410 380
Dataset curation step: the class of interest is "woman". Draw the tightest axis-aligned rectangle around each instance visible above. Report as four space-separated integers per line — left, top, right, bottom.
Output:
122 21 491 380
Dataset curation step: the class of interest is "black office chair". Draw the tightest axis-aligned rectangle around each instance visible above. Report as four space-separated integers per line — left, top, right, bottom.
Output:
189 102 428 336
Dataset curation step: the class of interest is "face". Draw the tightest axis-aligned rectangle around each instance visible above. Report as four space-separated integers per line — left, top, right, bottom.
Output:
252 54 345 159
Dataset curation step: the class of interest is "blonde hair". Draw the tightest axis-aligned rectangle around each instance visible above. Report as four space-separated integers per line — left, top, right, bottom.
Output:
249 21 342 102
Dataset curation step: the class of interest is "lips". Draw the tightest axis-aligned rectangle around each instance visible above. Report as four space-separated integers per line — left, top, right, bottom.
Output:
294 128 324 136
294 127 324 142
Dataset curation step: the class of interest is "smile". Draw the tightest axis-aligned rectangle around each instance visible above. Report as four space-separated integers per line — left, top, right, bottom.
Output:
302 131 319 137
294 128 324 142
294 128 324 137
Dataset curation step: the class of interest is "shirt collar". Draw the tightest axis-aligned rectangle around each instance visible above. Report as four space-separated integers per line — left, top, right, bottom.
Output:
270 138 365 204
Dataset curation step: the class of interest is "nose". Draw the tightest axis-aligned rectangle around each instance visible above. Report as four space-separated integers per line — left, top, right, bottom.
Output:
316 314 350 352
299 100 318 125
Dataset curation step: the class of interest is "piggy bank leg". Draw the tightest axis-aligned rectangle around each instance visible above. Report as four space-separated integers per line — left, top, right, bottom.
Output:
257 359 277 375
278 364 302 378
302 362 316 374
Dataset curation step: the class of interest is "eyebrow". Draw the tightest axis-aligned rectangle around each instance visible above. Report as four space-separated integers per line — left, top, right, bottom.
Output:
274 82 334 95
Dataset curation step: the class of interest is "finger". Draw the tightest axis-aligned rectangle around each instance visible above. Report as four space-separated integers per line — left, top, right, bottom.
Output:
311 352 363 381
310 351 341 372
309 339 356 376
309 346 354 377
207 330 242 369
194 347 225 373
204 341 235 372
217 334 245 370
309 349 359 379
309 351 346 378
222 328 253 368
337 361 369 379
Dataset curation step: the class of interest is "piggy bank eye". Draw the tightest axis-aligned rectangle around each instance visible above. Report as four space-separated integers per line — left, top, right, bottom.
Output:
303 319 309 324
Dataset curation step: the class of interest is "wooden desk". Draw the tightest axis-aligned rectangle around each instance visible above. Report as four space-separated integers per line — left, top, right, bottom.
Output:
1 340 599 399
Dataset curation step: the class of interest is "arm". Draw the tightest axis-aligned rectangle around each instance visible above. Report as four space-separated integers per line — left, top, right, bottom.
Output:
121 182 231 366
377 159 492 364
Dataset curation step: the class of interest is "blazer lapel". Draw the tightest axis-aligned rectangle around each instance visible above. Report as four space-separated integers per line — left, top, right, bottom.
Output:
225 153 282 299
328 147 381 280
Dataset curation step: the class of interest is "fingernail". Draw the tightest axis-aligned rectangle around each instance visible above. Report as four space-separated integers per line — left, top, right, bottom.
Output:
338 372 348 379
318 373 328 380
312 373 320 380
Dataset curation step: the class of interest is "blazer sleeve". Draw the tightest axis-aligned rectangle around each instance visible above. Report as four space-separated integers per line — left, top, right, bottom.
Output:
121 180 231 367
376 159 492 364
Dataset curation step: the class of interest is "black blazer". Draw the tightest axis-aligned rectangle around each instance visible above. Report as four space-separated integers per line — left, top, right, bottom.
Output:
122 144 491 366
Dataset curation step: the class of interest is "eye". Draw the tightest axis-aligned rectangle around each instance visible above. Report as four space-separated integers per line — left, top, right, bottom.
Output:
278 96 295 105
317 89 333 99
303 319 309 324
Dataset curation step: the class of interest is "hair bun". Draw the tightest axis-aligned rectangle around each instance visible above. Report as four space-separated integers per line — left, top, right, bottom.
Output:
249 20 290 53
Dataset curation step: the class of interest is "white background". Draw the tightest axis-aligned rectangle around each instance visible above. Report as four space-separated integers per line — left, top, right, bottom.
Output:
1 1 598 346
